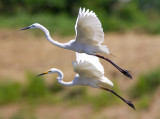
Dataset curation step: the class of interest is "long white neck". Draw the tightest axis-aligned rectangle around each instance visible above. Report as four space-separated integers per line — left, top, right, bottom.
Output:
38 25 70 49
51 69 75 86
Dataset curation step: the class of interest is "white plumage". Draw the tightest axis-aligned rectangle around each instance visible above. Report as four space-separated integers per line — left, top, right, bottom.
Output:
20 7 132 79
37 52 135 109
75 8 105 46
38 52 113 88
20 7 134 109
20 8 109 55
73 52 113 87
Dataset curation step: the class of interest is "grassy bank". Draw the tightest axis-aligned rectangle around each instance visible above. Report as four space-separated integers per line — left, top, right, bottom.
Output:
1 12 160 36
0 72 120 110
129 67 160 109
1 67 160 111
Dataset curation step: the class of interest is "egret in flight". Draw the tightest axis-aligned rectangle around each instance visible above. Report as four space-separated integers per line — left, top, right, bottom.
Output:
38 52 135 109
20 8 132 79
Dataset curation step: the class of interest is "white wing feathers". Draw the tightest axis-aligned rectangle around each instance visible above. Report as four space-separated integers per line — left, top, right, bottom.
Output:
75 8 104 45
75 52 104 74
73 60 103 78
73 53 113 86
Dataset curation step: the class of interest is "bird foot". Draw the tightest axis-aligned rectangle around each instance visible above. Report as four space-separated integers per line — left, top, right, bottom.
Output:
95 54 132 79
126 100 135 110
121 69 132 79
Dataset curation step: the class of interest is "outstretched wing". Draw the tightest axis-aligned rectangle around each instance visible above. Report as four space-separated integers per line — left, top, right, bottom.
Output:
75 8 104 45
76 52 104 74
73 52 104 78
72 52 113 87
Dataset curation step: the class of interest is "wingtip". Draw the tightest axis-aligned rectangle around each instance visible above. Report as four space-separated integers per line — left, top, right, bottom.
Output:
86 9 89 14
79 7 82 13
78 8 97 17
82 8 85 13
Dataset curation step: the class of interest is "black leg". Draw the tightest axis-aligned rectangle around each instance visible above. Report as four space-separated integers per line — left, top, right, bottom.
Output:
100 87 135 110
95 54 132 79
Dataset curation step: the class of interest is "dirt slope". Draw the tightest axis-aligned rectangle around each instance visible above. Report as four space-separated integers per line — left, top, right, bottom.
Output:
0 30 160 119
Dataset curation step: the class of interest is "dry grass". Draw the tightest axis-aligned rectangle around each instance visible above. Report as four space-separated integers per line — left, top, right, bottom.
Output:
1 30 160 80
0 30 160 119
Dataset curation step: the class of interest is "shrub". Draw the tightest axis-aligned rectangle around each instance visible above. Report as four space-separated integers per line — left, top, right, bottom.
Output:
0 80 21 104
130 67 160 99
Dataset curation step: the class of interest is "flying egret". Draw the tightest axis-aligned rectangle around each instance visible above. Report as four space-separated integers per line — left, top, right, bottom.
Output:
38 52 135 109
20 8 132 79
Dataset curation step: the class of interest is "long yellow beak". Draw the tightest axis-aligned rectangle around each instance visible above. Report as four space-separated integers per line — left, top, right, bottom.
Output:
37 71 49 76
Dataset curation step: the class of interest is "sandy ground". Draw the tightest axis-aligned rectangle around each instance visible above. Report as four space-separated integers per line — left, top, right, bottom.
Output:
0 30 160 119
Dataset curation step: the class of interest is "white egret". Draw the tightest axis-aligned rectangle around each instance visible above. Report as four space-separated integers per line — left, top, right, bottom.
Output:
20 8 132 79
38 52 135 109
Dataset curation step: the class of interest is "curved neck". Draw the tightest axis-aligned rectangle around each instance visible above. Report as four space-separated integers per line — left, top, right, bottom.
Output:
38 25 69 49
52 69 75 86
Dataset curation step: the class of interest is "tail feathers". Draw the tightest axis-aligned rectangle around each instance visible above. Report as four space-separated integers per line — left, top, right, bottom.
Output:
101 77 113 86
100 45 109 54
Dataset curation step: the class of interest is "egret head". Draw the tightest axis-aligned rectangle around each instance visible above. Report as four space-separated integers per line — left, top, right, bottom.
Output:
37 68 57 76
20 23 41 31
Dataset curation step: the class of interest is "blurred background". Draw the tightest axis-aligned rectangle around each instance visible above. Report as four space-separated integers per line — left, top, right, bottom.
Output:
0 0 160 119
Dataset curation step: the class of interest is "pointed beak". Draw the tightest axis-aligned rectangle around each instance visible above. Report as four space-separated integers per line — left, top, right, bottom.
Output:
19 26 31 31
37 71 49 76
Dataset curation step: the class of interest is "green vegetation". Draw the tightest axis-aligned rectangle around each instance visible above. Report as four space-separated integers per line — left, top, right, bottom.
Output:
11 109 37 119
0 14 75 35
0 72 120 110
64 84 120 110
130 67 160 98
0 80 21 105
0 0 160 35
129 67 160 109
1 67 160 112
136 95 152 110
